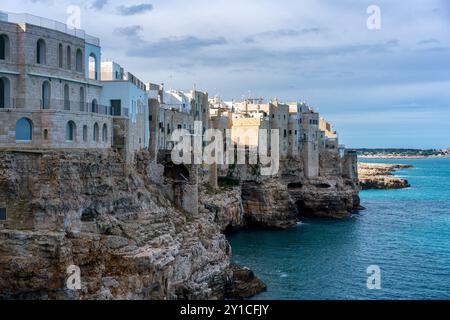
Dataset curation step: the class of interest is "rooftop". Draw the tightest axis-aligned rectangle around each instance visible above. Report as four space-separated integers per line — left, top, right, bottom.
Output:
0 11 100 46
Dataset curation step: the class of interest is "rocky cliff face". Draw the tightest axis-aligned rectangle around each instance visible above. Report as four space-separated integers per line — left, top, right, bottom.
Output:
199 186 244 233
241 179 298 229
358 163 412 190
287 177 361 219
0 150 231 299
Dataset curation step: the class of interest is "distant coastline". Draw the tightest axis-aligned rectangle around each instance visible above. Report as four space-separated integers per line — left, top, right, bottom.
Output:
359 154 450 159
354 148 450 160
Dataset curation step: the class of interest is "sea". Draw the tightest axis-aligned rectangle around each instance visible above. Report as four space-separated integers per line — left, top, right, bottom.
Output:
227 157 450 299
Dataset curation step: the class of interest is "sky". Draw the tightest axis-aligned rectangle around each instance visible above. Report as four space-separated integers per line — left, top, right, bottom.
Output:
1 0 449 149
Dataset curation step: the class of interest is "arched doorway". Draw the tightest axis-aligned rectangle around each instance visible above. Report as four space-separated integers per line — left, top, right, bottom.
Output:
79 87 85 111
64 84 70 110
66 121 76 141
41 81 51 109
76 49 83 72
36 39 46 64
93 123 99 142
102 123 108 142
91 99 98 113
0 77 11 108
89 53 97 80
16 118 33 141
83 125 88 142
66 46 71 69
58 43 63 67
0 34 10 60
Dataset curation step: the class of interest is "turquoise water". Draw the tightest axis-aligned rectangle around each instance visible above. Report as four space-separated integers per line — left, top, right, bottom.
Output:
228 158 450 299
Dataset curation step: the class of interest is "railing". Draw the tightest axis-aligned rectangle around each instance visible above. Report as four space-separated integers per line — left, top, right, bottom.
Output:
0 98 16 109
0 11 100 46
0 97 122 116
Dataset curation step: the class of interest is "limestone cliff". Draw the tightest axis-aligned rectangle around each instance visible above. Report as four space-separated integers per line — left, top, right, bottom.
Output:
0 150 231 299
358 163 412 190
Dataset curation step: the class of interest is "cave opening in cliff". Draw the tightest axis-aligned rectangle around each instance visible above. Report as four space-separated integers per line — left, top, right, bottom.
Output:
163 162 190 182
295 200 315 218
287 182 303 189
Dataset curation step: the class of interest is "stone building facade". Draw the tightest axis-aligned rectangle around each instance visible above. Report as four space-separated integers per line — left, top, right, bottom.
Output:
0 12 111 150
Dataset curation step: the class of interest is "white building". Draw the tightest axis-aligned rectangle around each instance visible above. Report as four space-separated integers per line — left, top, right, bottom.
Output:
100 61 149 159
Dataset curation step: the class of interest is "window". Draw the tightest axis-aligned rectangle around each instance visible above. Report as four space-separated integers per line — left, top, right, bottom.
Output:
0 208 6 221
66 121 76 141
102 124 107 142
83 125 88 142
41 81 51 109
16 118 33 141
1 34 10 60
284 129 287 138
43 129 48 140
36 39 46 64
75 49 82 72
64 84 70 110
66 46 71 69
93 123 99 141
58 44 63 67
91 99 98 113
79 87 85 111
111 99 121 116
0 77 11 108
89 53 97 80
289 130 292 135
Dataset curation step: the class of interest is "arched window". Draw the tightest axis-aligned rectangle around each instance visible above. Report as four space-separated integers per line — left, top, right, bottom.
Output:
66 121 76 141
79 87 85 111
41 81 51 109
66 46 71 69
88 53 97 80
0 77 11 108
16 118 33 141
43 129 48 140
75 49 83 72
83 125 88 142
36 39 46 64
0 34 10 60
102 124 108 142
93 123 99 142
64 84 70 110
58 43 63 67
91 99 98 113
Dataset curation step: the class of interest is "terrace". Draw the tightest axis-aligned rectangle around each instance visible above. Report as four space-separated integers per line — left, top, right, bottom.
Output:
0 11 100 46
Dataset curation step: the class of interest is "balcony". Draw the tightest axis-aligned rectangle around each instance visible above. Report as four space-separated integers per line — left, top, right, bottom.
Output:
0 98 110 115
0 11 100 46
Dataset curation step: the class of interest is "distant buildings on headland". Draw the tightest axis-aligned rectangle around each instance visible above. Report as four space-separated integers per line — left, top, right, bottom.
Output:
0 11 354 179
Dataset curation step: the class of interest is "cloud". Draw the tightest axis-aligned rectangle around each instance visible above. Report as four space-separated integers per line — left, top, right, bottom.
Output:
416 38 440 45
91 0 108 10
244 28 322 43
117 3 153 16
128 36 227 57
114 25 143 40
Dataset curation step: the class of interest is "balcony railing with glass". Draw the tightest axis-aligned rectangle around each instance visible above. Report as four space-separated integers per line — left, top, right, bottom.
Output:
0 11 100 46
